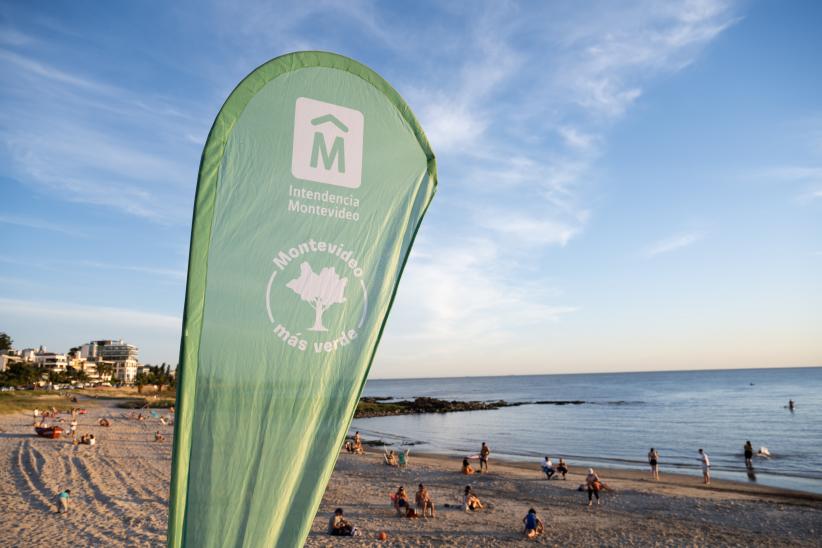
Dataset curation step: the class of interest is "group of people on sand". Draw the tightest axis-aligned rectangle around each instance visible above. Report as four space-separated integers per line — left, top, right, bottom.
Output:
461 442 491 474
541 456 568 480
344 431 364 454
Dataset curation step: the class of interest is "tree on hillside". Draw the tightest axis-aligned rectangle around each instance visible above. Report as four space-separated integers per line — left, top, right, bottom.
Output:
0 332 12 353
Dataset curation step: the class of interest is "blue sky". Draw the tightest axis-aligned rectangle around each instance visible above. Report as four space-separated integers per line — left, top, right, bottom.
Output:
1 0 820 378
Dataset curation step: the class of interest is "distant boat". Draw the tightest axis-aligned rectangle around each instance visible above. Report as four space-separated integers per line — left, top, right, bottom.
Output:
34 426 63 439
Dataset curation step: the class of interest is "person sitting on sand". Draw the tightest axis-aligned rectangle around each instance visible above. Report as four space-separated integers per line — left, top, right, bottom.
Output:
56 489 71 514
698 449 711 484
522 508 544 539
744 441 754 468
542 456 555 479
384 450 398 466
586 468 603 506
415 483 435 518
344 440 355 453
328 508 359 536
87 434 96 446
98 418 110 427
154 431 164 442
393 486 410 516
461 458 475 475
557 458 568 479
463 485 483 512
648 448 660 480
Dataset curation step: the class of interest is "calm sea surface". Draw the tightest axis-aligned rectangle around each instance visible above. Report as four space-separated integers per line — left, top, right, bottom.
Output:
351 367 822 494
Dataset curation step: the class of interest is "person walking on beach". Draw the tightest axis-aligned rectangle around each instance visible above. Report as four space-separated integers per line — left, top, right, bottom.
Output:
522 508 544 539
479 442 490 473
69 417 78 443
55 489 71 514
648 448 660 480
744 441 754 469
542 456 555 480
698 448 711 484
586 468 602 506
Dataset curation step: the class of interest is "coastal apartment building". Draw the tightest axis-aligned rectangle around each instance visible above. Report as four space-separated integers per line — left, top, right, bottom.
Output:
81 339 140 383
33 347 68 372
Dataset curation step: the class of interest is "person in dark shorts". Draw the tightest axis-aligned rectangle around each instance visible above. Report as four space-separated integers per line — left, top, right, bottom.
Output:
557 457 568 479
522 508 544 538
479 442 490 472
648 448 660 480
328 508 358 536
744 441 754 468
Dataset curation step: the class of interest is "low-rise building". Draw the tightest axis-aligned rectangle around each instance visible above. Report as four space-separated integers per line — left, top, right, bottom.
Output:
34 348 68 372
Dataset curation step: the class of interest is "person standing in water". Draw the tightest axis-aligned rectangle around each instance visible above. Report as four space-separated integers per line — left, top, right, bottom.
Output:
648 448 660 480
698 448 711 485
479 442 490 473
744 441 754 469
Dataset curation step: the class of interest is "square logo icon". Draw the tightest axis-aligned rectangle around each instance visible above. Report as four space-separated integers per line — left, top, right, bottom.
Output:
291 97 364 189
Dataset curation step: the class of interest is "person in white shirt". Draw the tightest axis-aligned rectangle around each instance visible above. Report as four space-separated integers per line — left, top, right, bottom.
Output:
698 448 711 484
541 456 555 479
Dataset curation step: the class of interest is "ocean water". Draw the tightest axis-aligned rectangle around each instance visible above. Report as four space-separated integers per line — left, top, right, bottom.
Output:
351 367 822 494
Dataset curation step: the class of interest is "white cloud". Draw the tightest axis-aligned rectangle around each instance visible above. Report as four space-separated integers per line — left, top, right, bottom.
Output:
478 213 581 247
76 261 186 281
646 230 706 256
0 214 83 236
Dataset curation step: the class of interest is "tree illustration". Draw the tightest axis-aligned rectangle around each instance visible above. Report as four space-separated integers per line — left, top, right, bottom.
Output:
286 262 348 332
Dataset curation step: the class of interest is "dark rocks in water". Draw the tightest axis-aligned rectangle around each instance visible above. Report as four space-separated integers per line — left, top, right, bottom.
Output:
354 396 512 418
534 400 586 405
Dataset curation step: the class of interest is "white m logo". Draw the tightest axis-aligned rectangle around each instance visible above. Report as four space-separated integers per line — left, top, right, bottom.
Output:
292 97 364 188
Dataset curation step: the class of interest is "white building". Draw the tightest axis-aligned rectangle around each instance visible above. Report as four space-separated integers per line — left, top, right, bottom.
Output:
34 348 68 372
80 340 140 383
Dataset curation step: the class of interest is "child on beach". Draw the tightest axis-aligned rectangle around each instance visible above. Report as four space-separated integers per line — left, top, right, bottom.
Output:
557 458 568 479
415 483 435 518
480 442 490 472
648 448 660 480
56 489 71 514
463 485 483 512
522 508 544 539
461 458 475 475
384 450 398 466
699 449 711 484
328 508 359 536
542 456 555 479
586 469 602 506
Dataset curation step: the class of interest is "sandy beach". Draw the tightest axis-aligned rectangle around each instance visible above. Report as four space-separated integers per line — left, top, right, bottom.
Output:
1 395 820 547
